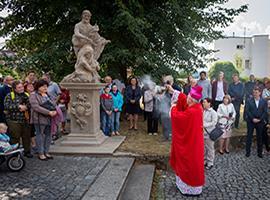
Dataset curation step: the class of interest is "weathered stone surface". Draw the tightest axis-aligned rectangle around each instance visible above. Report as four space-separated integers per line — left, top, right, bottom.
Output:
50 136 125 155
63 10 110 83
82 157 134 200
119 164 155 200
54 83 108 151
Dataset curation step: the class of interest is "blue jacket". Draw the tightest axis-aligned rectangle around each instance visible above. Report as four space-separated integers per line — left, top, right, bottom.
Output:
110 91 124 112
0 133 10 142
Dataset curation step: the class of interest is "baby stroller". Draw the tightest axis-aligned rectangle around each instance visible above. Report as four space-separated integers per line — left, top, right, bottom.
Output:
0 148 25 172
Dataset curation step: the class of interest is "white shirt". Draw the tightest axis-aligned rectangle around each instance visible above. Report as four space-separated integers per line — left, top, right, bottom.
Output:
255 99 260 108
215 81 225 101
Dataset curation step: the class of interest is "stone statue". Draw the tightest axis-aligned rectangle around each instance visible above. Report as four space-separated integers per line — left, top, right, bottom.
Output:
63 10 110 83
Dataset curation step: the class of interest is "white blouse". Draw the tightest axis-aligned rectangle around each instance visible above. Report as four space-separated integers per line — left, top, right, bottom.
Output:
217 103 236 126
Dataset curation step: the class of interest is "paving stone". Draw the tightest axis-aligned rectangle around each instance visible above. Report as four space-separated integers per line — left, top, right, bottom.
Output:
158 149 270 199
0 156 110 199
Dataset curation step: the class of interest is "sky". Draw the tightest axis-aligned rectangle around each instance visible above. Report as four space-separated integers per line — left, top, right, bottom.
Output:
221 0 270 37
0 0 270 46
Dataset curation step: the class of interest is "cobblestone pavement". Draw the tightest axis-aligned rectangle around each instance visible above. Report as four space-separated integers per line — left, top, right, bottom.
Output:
158 149 270 200
0 156 111 200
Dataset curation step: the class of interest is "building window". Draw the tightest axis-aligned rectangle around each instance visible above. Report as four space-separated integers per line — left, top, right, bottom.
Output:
245 60 251 69
236 45 244 49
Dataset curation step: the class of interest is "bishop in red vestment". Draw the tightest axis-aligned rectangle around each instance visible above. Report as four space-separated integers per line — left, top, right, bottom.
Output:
170 85 205 196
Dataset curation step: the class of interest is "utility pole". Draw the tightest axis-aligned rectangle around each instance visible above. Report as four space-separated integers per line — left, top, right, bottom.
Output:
243 27 246 48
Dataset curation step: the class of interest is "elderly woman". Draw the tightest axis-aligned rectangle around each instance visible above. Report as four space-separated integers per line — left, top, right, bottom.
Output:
144 85 159 136
29 80 57 161
202 98 218 170
169 85 205 196
217 95 236 154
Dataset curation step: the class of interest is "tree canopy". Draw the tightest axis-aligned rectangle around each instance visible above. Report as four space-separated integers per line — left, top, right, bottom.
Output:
209 61 239 83
0 0 248 82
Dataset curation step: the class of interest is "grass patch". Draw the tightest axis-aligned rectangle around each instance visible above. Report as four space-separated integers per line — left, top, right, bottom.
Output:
118 117 171 156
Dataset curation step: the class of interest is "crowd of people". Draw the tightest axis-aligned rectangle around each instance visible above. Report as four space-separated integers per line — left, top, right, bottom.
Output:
99 71 269 196
0 72 70 160
0 70 269 196
99 75 182 141
169 71 270 196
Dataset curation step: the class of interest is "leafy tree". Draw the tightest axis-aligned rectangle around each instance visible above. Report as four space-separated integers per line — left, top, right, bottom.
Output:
208 61 239 83
0 0 248 82
0 54 20 79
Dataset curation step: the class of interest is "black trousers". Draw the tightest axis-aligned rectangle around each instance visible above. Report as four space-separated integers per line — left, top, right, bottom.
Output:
145 111 158 133
263 124 270 151
232 101 241 128
246 121 264 156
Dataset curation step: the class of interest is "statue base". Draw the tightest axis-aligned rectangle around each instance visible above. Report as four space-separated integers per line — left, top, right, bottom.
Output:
58 82 106 146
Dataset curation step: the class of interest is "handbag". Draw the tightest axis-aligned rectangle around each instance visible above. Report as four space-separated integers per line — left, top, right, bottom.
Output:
40 100 56 111
204 123 224 141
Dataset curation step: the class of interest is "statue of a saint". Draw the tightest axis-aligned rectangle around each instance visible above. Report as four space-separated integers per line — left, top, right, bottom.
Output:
62 10 110 83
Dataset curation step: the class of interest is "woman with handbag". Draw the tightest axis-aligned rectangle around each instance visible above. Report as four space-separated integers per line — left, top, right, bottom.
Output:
29 80 57 161
217 95 236 154
202 98 218 170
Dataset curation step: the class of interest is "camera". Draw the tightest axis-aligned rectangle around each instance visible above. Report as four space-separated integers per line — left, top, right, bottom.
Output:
166 80 171 85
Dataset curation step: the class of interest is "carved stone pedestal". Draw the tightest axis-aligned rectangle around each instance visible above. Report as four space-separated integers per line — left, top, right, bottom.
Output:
59 82 106 146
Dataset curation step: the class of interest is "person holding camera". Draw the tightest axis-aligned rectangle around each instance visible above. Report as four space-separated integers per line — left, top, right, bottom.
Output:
160 76 181 141
217 95 236 154
4 80 32 158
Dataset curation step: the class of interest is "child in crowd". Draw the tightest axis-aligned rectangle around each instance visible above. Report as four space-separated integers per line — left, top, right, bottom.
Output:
110 84 123 136
0 123 18 153
58 87 70 135
100 86 113 136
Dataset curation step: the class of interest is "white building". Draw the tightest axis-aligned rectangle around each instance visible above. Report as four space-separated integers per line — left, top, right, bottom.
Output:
213 34 270 78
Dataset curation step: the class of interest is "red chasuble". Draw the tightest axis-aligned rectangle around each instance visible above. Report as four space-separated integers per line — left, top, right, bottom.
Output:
170 93 205 187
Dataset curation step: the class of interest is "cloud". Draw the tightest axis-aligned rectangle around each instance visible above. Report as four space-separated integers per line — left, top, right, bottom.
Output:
220 0 270 37
223 17 267 37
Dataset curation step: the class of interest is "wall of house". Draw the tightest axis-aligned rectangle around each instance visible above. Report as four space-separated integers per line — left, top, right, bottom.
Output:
250 35 270 78
213 35 270 78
